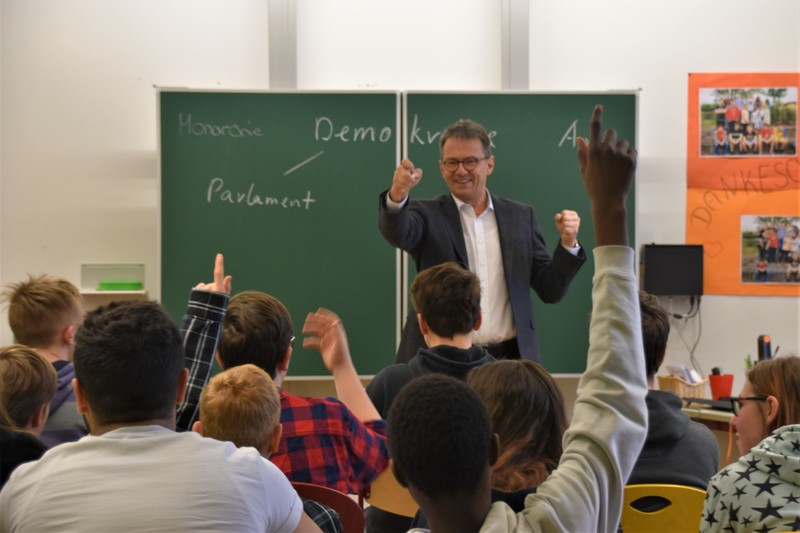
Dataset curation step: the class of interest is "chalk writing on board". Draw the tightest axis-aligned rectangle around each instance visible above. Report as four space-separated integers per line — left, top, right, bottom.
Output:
284 151 325 176
559 120 578 148
408 114 498 148
315 117 392 143
179 113 264 138
207 178 316 210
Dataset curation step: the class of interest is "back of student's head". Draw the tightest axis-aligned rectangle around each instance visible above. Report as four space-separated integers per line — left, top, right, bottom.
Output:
0 345 57 428
73 300 183 425
199 364 280 450
747 355 800 432
3 274 82 348
410 262 481 338
218 291 293 378
387 374 492 500
466 359 566 491
639 291 669 378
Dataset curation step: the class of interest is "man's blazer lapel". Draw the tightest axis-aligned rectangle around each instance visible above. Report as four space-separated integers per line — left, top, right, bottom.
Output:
439 195 469 266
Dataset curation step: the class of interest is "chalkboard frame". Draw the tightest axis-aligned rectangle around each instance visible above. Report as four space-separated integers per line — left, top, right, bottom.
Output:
159 89 637 376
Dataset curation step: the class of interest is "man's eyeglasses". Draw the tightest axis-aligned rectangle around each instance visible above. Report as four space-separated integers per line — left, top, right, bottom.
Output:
441 156 490 172
289 335 295 349
729 396 767 415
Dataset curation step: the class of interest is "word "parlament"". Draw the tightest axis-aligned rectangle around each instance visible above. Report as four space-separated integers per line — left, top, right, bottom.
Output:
207 178 316 210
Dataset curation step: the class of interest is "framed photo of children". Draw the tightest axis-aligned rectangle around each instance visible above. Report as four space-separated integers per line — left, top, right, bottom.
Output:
686 73 800 297
699 87 797 158
741 215 800 284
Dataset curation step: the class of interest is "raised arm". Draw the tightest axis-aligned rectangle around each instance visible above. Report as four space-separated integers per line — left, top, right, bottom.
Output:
176 253 232 431
577 105 635 245
302 308 381 422
519 105 646 532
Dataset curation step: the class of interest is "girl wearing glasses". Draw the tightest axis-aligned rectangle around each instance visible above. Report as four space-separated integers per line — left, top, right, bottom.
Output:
700 355 800 532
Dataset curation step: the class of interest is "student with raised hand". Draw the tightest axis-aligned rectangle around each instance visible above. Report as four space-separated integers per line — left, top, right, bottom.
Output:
175 255 389 496
409 359 568 530
386 104 648 532
700 355 800 532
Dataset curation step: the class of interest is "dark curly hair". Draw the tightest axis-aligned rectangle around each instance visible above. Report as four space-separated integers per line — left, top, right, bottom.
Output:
387 374 492 499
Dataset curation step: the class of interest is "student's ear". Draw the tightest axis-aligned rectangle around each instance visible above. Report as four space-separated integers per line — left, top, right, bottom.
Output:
175 368 189 405
72 378 89 415
391 459 409 488
765 395 780 426
192 420 203 435
488 433 500 467
473 310 483 332
266 423 283 456
64 324 77 347
417 314 430 336
27 403 50 434
215 352 223 369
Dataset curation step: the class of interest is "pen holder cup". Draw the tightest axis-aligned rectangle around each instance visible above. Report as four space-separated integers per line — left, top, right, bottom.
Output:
708 374 734 400
657 375 707 399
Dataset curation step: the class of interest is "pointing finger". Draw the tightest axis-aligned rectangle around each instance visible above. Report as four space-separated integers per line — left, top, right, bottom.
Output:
589 105 603 145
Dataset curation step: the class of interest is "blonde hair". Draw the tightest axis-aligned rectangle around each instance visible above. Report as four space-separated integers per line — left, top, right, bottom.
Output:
199 364 281 450
3 274 82 347
0 344 58 427
748 355 800 433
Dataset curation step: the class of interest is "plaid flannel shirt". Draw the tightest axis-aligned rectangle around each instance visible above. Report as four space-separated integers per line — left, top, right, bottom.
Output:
176 289 229 433
176 288 389 494
273 390 389 495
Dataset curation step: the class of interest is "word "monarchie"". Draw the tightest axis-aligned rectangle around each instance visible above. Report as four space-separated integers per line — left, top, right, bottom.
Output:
179 113 264 138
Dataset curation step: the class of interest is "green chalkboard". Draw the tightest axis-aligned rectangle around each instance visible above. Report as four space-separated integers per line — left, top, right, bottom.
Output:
403 92 637 373
160 90 401 375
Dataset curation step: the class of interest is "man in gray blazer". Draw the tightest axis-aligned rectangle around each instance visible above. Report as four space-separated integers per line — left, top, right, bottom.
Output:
379 119 586 363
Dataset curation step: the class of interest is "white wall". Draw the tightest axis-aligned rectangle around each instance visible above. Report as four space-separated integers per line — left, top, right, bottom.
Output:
524 0 800 390
1 0 270 342
1 0 798 394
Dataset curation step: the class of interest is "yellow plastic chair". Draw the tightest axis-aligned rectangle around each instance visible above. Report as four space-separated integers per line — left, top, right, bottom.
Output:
360 465 419 518
621 484 707 533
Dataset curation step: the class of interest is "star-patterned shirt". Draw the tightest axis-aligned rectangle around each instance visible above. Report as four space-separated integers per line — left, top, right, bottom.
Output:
701 424 800 533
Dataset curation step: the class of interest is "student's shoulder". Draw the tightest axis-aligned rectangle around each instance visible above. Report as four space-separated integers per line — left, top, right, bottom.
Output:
371 363 414 385
186 431 275 470
280 390 353 419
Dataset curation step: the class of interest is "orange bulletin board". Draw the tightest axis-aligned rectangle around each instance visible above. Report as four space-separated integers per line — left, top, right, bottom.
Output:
686 73 800 296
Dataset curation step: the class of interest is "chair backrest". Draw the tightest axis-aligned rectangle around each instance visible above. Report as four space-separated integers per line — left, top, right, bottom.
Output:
291 481 365 533
361 466 419 518
621 483 707 533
